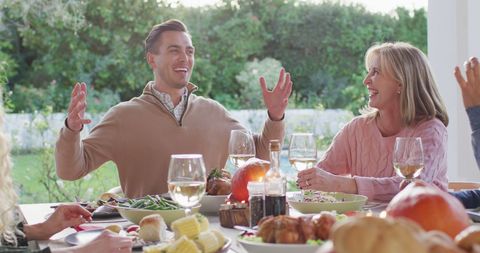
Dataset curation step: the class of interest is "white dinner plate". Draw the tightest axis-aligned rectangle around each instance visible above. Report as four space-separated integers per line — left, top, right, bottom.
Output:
237 237 320 253
65 229 174 249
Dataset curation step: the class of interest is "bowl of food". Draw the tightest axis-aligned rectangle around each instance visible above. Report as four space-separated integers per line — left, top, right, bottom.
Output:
112 195 200 226
200 195 228 214
201 168 231 213
288 190 368 214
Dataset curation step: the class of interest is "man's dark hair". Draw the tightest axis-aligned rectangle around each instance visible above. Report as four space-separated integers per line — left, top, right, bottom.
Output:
144 19 189 56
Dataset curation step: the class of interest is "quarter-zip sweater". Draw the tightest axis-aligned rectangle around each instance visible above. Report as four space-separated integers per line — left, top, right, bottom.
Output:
55 81 285 198
318 115 447 202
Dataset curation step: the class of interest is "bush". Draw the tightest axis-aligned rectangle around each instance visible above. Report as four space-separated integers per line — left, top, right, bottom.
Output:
235 57 283 109
1 0 427 113
8 83 119 113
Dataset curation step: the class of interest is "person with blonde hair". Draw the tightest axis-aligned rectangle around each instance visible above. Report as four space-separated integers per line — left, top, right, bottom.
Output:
0 89 133 252
297 42 448 201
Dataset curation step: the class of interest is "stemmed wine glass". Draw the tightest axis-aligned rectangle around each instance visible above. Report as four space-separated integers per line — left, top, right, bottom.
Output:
288 133 317 171
393 137 424 183
228 129 255 169
167 154 207 216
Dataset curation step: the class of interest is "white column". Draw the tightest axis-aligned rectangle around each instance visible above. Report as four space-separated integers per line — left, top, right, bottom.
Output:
428 0 480 181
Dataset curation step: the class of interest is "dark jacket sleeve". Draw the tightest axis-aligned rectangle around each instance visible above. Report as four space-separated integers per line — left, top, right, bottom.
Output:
466 106 480 169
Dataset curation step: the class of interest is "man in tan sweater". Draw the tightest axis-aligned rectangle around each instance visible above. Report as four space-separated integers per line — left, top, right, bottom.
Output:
55 19 292 198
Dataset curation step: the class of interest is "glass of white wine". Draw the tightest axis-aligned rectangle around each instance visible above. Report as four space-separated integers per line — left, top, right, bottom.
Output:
393 137 424 183
167 154 206 216
228 129 255 169
289 133 317 171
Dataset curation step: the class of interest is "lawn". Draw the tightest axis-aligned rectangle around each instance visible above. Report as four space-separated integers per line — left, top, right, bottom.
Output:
11 151 299 204
12 152 120 204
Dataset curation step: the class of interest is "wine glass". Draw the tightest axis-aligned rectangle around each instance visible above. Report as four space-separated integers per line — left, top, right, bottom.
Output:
167 154 207 216
288 133 317 171
228 129 255 169
393 137 424 182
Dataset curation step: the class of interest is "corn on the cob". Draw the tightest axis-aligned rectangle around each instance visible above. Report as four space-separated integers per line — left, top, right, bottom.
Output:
195 213 209 232
167 236 201 253
171 215 201 239
210 229 226 246
143 243 169 253
194 231 221 253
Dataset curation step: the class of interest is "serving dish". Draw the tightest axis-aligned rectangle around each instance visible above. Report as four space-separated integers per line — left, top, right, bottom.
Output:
288 191 367 214
237 237 320 253
113 205 201 225
200 195 228 213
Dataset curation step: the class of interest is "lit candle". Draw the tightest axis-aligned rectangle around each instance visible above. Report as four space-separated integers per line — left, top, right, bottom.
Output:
235 200 248 209
220 202 233 210
365 209 373 217
379 210 387 218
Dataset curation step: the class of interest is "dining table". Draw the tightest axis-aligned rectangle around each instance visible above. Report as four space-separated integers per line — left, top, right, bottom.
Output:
19 201 388 253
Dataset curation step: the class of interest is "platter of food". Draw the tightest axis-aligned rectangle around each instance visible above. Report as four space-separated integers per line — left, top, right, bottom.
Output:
112 195 200 225
288 190 368 214
143 214 231 253
237 213 345 253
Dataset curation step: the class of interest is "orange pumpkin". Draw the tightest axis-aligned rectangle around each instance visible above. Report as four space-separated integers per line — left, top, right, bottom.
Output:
386 181 471 238
229 158 269 202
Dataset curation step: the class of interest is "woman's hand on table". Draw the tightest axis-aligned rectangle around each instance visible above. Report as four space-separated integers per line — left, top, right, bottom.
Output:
54 230 133 253
26 204 93 240
297 167 358 194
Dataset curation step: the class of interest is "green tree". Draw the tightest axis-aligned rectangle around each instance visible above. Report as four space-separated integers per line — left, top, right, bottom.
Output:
1 0 427 113
235 57 283 109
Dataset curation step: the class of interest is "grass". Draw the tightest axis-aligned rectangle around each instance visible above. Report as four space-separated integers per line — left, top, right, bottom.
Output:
12 151 120 204
11 150 301 204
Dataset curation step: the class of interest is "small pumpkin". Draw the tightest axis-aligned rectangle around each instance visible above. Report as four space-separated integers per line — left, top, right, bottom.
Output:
229 158 269 202
386 180 471 238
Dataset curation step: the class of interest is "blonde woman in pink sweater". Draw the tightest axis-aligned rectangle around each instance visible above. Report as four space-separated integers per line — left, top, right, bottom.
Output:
297 42 449 202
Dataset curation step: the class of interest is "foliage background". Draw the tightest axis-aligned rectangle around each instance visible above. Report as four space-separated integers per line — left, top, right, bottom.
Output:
0 0 427 114
0 0 427 203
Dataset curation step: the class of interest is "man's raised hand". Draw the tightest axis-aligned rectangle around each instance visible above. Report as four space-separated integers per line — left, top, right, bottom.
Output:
260 68 293 121
66 82 92 131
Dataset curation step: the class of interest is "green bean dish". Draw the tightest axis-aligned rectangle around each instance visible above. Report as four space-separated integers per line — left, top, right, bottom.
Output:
119 195 180 210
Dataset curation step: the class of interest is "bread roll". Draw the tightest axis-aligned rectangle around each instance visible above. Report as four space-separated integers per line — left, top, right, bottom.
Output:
331 216 428 253
105 224 122 234
99 192 120 201
139 214 167 242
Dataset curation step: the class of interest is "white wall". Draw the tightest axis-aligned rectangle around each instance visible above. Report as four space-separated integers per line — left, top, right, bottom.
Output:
428 0 480 181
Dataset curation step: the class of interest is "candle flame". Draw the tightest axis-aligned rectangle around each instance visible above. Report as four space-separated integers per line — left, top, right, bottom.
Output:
366 209 373 217
241 200 245 204
379 210 387 218
227 201 231 205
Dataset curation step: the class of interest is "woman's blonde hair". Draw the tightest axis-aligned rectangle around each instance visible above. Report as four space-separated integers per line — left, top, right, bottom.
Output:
363 42 448 127
0 88 18 246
